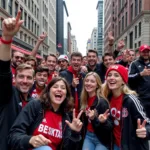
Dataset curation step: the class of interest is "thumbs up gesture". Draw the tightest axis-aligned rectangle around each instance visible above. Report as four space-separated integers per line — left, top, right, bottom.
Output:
136 119 147 138
98 109 110 123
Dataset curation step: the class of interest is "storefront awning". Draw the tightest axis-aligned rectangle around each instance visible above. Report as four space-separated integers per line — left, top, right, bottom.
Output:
11 44 42 59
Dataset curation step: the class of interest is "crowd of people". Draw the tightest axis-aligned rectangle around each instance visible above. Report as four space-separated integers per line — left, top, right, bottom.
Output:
1 11 150 150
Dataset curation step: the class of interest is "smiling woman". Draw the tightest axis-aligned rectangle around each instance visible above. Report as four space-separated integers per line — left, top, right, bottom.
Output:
8 77 83 150
102 64 150 150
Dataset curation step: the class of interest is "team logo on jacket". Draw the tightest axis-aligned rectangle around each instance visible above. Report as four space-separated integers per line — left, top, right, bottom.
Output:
122 108 128 118
111 108 121 126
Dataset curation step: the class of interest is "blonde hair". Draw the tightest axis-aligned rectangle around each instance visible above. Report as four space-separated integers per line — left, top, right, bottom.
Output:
102 81 137 99
80 72 108 110
15 64 35 77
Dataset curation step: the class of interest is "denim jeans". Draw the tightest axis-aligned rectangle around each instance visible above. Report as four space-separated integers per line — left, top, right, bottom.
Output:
33 146 52 150
82 131 108 150
114 144 120 150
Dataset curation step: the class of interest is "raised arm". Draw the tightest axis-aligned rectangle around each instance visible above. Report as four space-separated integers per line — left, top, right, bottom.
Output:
0 11 23 104
31 32 47 57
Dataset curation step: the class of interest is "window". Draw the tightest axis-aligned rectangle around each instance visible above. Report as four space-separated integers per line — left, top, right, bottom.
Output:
125 36 127 48
37 25 39 36
35 5 36 16
135 43 137 48
31 20 34 32
0 18 3 28
31 0 34 13
130 4 133 22
37 8 39 19
35 23 36 35
135 0 138 17
122 16 124 31
118 21 121 35
28 0 30 9
24 0 27 5
24 34 27 42
28 37 31 44
139 0 142 13
2 0 6 9
139 22 141 37
15 2 19 17
24 12 27 27
20 31 23 40
32 39 34 45
135 25 137 39
125 12 128 27
129 32 133 49
8 0 13 15
20 7 23 20
138 41 141 47
28 16 30 30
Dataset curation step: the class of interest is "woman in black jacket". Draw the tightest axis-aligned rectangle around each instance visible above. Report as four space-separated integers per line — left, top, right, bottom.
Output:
8 77 83 150
80 72 113 150
102 64 150 150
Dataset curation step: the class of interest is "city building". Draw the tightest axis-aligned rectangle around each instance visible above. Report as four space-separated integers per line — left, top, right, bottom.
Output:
86 38 91 53
56 0 69 55
96 0 104 57
112 0 150 49
67 22 72 56
104 0 113 52
0 0 56 57
90 27 97 50
71 35 78 53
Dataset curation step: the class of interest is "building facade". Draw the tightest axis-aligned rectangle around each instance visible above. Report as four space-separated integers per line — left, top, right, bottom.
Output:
71 35 78 53
67 22 72 56
112 0 150 49
56 0 69 55
90 27 97 50
104 0 113 52
86 38 91 53
96 0 104 56
0 0 56 57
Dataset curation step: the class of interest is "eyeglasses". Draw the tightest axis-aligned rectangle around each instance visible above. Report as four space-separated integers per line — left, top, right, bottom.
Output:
14 56 24 61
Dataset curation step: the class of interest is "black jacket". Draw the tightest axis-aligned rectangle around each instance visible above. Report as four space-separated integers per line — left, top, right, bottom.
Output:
128 57 150 101
60 70 85 109
0 60 33 150
8 100 81 150
87 63 107 83
117 94 150 150
82 97 113 149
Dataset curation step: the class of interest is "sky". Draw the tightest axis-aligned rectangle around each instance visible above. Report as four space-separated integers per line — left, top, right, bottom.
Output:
65 0 98 56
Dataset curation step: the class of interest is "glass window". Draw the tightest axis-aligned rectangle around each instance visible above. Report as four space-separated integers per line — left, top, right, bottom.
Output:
139 22 141 37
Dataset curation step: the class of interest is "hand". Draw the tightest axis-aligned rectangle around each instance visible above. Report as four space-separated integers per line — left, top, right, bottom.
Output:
72 74 79 88
2 11 24 40
136 119 147 138
80 66 88 73
98 109 110 123
117 40 125 51
38 32 47 43
86 109 96 120
52 71 59 78
29 134 51 148
140 67 150 76
108 31 114 45
65 109 83 132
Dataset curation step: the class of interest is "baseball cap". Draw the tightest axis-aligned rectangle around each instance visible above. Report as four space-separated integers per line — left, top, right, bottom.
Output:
58 55 69 62
139 44 150 52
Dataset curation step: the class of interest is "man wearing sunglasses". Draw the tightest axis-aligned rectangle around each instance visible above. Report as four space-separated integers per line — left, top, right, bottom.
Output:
58 54 69 72
11 51 25 85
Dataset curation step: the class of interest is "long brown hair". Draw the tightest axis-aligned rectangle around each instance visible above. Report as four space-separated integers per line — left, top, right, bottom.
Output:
80 72 108 110
40 77 74 113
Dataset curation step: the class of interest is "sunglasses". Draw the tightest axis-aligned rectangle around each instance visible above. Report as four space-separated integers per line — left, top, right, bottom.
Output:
14 56 24 60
